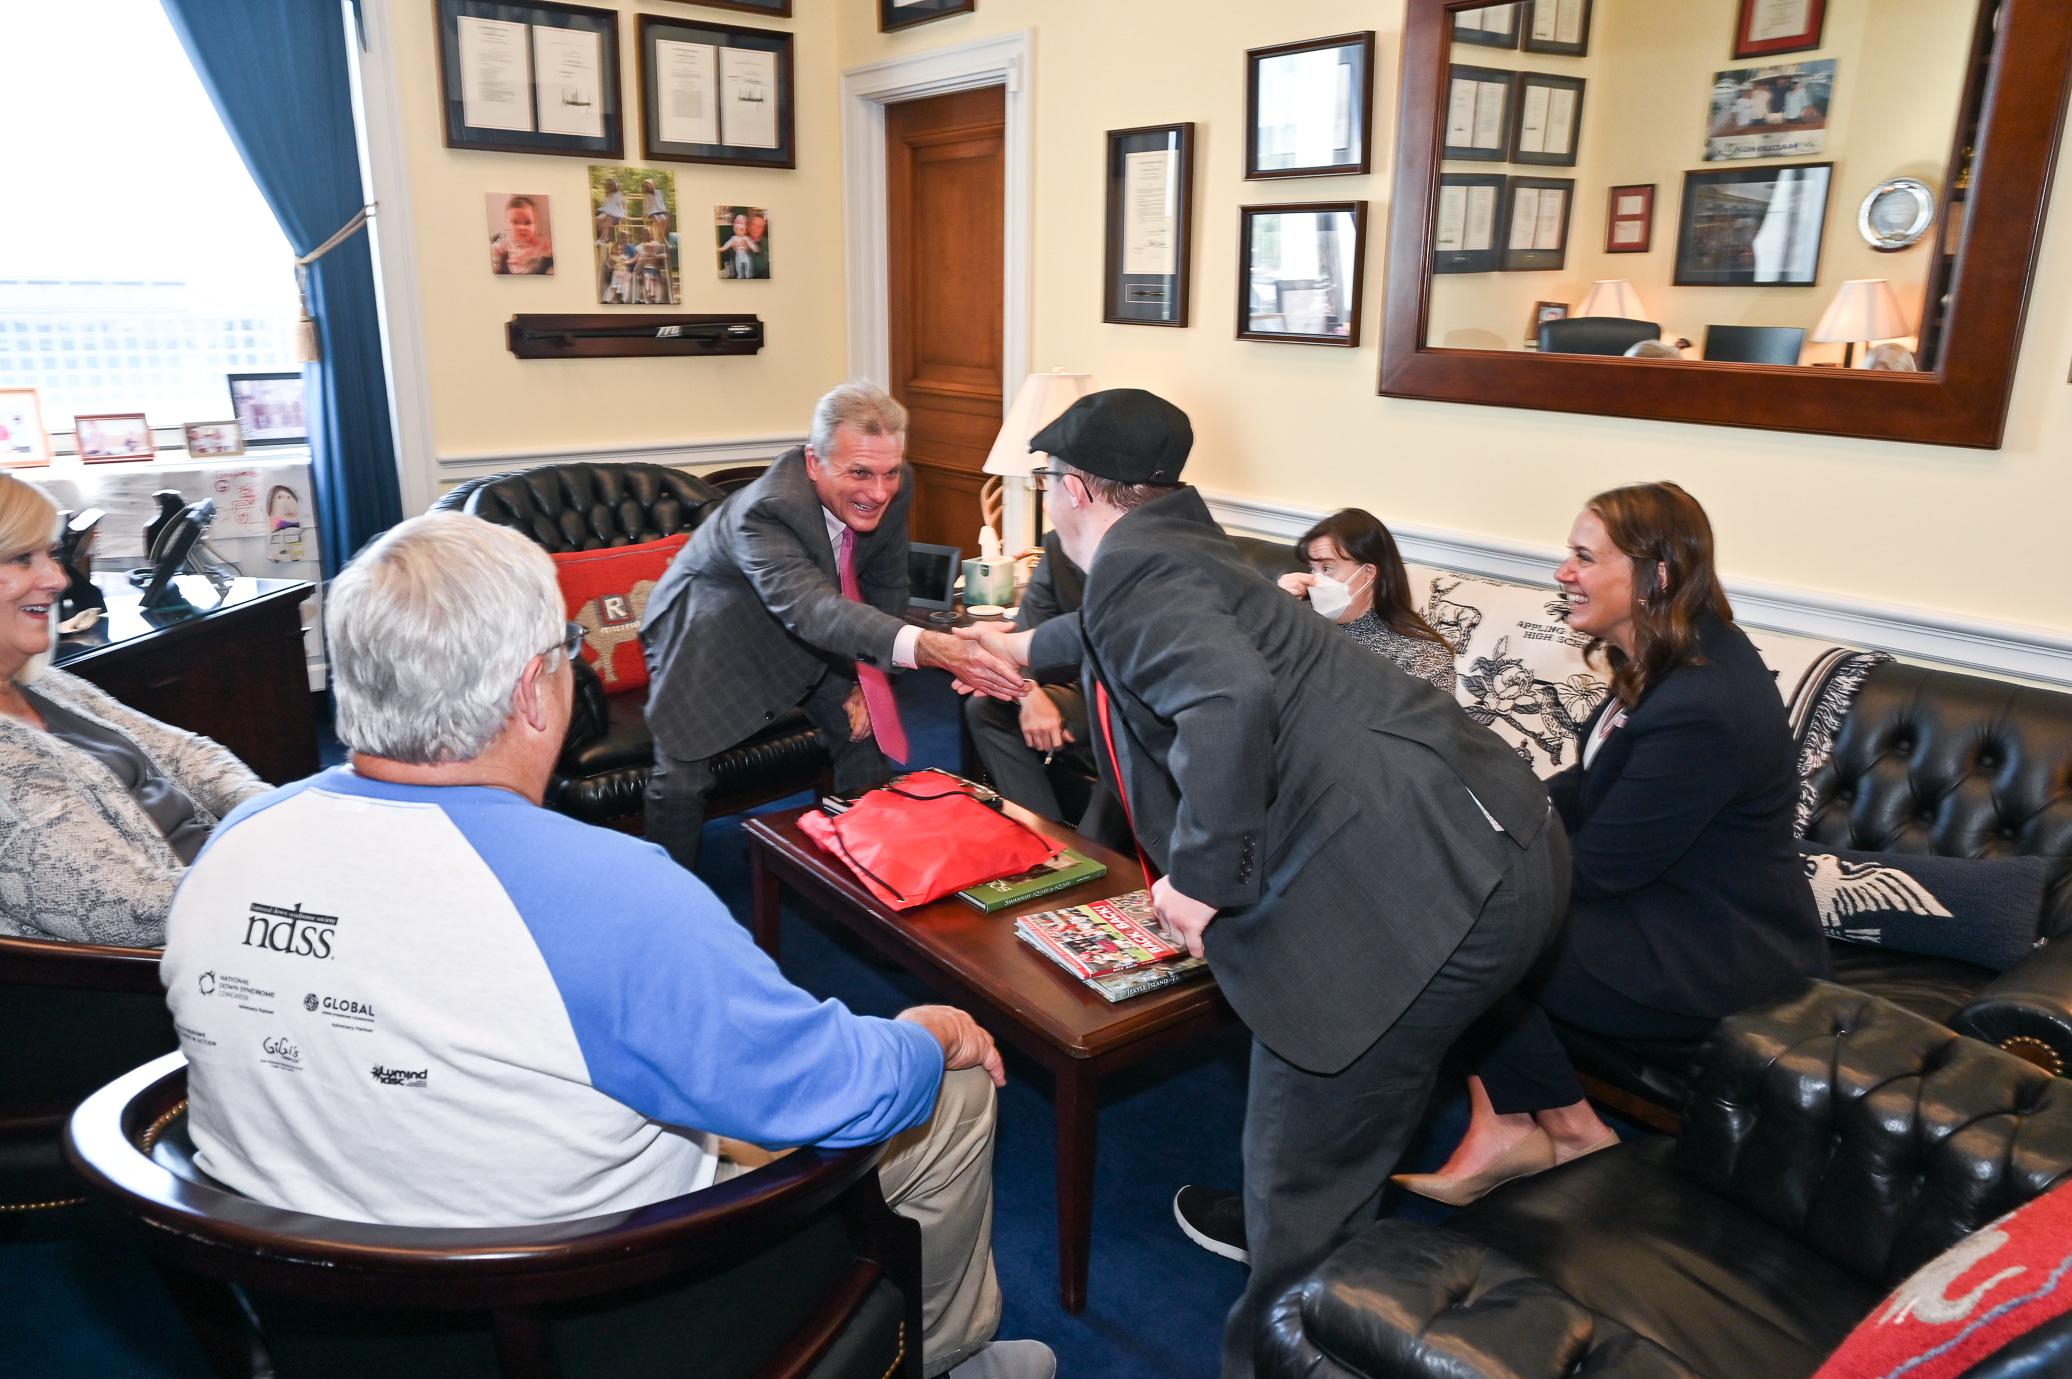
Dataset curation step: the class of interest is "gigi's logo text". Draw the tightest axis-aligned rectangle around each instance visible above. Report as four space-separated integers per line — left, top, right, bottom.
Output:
241 902 338 960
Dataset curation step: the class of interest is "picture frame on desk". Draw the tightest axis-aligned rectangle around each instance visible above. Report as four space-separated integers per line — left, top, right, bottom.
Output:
1104 122 1195 327
0 387 52 468
434 0 623 159
1246 32 1375 179
1527 300 1569 344
74 413 156 464
636 13 796 170
228 372 308 447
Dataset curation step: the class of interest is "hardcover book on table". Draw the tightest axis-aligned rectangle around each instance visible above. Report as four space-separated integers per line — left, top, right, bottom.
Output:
958 848 1109 912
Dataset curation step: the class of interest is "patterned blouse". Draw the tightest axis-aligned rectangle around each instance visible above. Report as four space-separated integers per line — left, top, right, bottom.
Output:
1339 610 1458 694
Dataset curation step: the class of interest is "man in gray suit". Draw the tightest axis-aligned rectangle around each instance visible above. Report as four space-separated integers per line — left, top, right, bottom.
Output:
641 382 1022 871
964 390 1568 1378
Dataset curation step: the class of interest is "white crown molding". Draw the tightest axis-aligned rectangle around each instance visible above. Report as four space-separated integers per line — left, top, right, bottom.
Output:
1202 489 2072 688
433 435 807 487
841 31 1034 545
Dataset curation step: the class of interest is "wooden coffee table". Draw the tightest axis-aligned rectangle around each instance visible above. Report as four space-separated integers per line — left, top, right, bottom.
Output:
743 803 1235 1314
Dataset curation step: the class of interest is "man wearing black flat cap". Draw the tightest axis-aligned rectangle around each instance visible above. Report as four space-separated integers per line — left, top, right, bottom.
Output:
961 388 1568 1377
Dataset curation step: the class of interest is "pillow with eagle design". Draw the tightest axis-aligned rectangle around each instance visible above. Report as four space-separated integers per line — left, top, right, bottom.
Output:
1798 844 2049 973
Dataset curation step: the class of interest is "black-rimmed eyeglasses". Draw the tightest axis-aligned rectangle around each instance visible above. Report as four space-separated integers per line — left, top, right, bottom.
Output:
543 621 584 660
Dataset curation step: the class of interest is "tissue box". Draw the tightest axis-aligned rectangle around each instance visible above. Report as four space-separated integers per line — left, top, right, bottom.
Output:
961 557 1016 607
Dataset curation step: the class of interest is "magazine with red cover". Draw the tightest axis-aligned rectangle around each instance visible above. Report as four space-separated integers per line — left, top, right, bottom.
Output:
1014 890 1178 980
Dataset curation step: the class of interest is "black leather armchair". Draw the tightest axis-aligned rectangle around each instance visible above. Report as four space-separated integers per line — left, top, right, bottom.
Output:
1261 982 2072 1379
1538 317 1663 356
434 463 830 828
68 1053 921 1379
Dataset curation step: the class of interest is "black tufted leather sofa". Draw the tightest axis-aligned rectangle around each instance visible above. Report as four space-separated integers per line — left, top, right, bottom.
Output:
1260 981 2072 1379
432 463 829 828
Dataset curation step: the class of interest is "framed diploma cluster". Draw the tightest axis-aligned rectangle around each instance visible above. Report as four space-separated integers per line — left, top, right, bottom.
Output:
435 0 623 159
1434 173 1505 274
1237 202 1366 346
1451 3 1522 51
1444 65 1514 161
637 15 795 169
1500 177 1573 271
879 0 976 32
1245 32 1375 179
1509 72 1584 168
1103 123 1195 328
1733 0 1826 60
1522 0 1594 57
1445 66 1583 167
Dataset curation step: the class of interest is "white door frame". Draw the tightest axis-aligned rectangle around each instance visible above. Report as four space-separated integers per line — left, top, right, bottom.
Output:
841 30 1035 546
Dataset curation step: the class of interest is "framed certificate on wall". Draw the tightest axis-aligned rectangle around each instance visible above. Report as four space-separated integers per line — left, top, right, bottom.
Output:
1444 65 1514 162
1104 123 1196 327
1734 0 1827 60
636 14 795 169
1434 173 1505 274
434 0 623 159
1500 176 1574 272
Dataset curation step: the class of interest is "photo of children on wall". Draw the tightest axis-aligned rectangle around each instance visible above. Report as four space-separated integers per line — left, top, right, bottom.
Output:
486 193 555 275
590 165 679 304
1704 59 1835 161
716 205 771 279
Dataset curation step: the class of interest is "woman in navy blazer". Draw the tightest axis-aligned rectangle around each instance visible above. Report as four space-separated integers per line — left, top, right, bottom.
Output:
1397 482 1827 1205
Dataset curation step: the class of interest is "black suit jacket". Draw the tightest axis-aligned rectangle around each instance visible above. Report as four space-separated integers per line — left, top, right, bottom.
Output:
1547 613 1829 1018
1015 531 1086 687
1030 488 1552 1073
641 448 911 761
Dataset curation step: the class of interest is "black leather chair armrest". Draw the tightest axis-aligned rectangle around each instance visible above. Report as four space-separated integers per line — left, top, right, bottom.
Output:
565 657 610 750
1955 939 2072 1078
1258 1221 1701 1379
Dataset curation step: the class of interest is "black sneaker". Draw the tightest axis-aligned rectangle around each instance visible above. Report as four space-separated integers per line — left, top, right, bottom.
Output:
1173 1185 1248 1264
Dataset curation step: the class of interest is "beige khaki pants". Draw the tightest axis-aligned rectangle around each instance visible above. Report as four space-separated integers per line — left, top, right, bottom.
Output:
718 1066 1001 1376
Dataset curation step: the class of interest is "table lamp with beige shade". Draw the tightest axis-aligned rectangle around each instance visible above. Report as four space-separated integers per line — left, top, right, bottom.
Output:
1813 279 1911 368
1576 279 1649 320
981 370 1094 557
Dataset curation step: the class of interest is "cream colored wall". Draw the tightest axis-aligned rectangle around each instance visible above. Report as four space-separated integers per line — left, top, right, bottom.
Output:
391 0 843 461
834 0 2072 636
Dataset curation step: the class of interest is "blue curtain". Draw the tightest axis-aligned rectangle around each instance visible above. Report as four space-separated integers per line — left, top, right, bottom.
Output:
160 0 402 574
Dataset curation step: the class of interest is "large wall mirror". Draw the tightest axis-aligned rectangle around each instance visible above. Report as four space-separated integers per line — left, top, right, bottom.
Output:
1380 0 2072 448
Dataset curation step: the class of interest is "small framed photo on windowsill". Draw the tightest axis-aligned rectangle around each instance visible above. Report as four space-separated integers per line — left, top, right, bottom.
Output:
183 421 245 458
228 372 309 448
0 388 53 469
74 414 156 464
1237 201 1366 346
1246 32 1375 179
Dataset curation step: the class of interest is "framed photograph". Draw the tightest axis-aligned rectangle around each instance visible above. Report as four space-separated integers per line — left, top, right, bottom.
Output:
74 414 156 463
637 14 796 170
1605 183 1655 253
1237 201 1366 346
1527 300 1569 343
1521 0 1593 57
1444 65 1513 162
1246 32 1375 179
716 205 770 279
1500 176 1574 272
486 192 555 275
1104 122 1195 327
0 388 52 468
1434 173 1506 274
1452 2 1521 50
434 0 623 159
591 165 680 304
1734 0 1827 60
182 421 245 458
687 0 790 14
227 372 309 447
1705 59 1835 161
1674 163 1833 286
1510 72 1584 167
879 0 975 33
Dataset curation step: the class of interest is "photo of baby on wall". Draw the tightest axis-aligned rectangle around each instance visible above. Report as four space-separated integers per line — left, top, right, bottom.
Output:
590 165 679 304
486 193 554 275
716 205 771 280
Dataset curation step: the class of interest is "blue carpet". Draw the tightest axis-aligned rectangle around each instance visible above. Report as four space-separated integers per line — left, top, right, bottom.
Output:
2 673 1647 1376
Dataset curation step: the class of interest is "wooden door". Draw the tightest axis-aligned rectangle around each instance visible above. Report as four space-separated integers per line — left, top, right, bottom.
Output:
885 86 1005 555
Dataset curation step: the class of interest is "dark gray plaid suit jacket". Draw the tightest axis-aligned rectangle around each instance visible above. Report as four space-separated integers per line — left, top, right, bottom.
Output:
641 448 912 762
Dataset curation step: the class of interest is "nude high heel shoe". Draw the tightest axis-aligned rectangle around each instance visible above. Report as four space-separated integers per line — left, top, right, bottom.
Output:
1390 1127 1558 1207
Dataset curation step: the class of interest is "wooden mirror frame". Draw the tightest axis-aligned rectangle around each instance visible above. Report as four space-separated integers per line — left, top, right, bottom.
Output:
1379 0 2072 449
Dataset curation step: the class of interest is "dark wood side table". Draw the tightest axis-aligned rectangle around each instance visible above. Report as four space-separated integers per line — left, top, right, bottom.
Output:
743 803 1236 1314
54 575 318 787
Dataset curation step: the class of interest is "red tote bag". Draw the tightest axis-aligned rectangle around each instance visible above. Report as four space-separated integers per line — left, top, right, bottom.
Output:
797 778 1058 911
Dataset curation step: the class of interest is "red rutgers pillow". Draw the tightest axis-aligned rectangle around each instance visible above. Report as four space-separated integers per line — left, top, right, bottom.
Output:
549 534 687 695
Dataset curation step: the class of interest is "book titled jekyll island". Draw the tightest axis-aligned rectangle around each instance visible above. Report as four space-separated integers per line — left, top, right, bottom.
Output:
957 848 1109 912
1015 889 1208 1002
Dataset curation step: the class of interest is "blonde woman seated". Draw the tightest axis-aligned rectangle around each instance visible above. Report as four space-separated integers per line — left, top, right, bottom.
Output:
0 474 266 945
1277 508 1455 693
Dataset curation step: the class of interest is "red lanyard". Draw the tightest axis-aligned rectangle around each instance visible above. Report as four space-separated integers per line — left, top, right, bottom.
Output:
1094 680 1160 883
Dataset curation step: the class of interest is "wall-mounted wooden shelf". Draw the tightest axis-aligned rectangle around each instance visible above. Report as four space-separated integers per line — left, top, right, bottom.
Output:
506 314 764 360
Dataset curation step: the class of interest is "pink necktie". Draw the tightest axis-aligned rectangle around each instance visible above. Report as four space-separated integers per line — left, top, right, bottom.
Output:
837 527 910 764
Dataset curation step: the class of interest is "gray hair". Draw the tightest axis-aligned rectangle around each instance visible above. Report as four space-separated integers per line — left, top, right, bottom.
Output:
326 512 564 765
1864 342 1918 372
1624 340 1684 360
808 381 908 460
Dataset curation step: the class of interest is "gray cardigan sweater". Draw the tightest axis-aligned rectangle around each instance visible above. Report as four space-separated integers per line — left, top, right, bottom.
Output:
0 669 268 946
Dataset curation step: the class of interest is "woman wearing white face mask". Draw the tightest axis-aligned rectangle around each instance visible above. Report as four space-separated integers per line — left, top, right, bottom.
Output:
1277 509 1455 693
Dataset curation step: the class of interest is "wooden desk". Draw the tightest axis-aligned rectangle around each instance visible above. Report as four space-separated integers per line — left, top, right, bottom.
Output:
53 575 319 787
744 803 1235 1314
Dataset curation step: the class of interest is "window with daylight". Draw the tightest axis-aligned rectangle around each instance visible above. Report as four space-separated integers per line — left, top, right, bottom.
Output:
0 2 302 443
